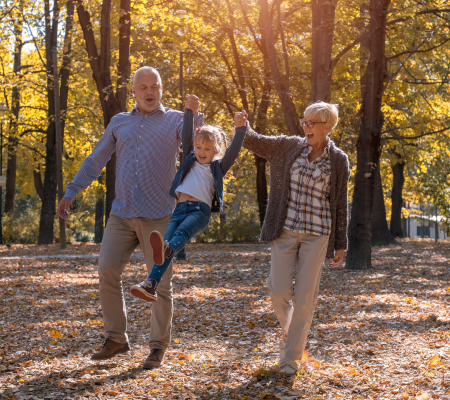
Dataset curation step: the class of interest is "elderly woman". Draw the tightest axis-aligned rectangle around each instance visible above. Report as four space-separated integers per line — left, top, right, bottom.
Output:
235 102 350 375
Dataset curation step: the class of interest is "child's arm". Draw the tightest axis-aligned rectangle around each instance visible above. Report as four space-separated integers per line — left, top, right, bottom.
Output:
181 108 195 156
219 114 248 175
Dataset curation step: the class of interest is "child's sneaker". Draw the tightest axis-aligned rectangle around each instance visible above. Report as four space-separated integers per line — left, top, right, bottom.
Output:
130 279 158 302
150 231 165 265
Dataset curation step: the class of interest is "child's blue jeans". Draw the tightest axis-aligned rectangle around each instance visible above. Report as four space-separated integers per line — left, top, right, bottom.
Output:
148 201 211 283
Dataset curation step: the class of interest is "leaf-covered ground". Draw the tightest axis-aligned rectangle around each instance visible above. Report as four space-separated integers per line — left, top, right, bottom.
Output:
0 239 449 400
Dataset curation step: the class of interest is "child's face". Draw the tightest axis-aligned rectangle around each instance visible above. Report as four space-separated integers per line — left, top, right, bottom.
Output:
195 138 217 164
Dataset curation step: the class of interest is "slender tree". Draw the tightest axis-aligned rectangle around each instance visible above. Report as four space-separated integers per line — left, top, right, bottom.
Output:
390 154 405 237
346 0 391 269
37 0 59 244
4 5 23 213
310 0 338 103
76 0 131 225
37 0 75 244
371 165 395 244
259 0 300 136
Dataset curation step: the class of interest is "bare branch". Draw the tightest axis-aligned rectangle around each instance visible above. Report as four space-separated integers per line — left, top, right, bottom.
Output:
383 125 450 142
276 0 290 93
331 32 369 70
388 37 450 59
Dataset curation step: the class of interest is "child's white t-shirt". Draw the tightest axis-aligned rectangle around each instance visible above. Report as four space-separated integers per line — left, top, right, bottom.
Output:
175 161 214 208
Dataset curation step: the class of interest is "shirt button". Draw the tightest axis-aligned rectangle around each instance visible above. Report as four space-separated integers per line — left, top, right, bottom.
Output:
135 184 137 187
138 148 140 150
139 135 141 138
136 159 138 162
135 172 137 175
141 125 143 128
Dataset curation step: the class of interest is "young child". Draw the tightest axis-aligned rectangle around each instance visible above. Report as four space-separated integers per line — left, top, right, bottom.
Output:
130 107 248 301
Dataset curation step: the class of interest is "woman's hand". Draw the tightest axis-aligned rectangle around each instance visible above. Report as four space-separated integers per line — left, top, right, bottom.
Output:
329 249 345 268
185 94 200 114
234 110 248 127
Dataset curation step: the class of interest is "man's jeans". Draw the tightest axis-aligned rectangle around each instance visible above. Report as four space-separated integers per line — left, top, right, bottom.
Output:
149 201 211 282
98 212 173 349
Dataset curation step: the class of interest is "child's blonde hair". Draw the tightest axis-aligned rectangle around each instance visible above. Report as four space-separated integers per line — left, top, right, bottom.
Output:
194 125 228 159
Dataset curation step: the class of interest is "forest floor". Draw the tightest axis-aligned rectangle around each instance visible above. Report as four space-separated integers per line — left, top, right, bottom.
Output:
0 239 449 400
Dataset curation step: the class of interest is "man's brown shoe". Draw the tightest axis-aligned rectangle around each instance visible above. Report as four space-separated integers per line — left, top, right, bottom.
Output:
143 348 165 369
91 337 130 360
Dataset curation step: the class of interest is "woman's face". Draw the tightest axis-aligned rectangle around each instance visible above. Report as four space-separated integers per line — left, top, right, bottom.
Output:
302 114 331 148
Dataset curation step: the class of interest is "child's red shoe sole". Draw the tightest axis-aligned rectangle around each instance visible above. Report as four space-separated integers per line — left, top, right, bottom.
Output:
150 231 165 265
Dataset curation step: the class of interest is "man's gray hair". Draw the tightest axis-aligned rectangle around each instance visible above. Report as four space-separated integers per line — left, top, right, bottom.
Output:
133 66 162 87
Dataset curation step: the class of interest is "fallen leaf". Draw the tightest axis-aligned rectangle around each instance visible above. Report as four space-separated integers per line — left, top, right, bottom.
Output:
429 355 439 366
299 350 309 362
48 329 62 338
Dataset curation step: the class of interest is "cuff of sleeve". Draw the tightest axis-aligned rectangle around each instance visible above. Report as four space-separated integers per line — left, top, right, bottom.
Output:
235 124 248 134
64 189 78 201
193 112 204 125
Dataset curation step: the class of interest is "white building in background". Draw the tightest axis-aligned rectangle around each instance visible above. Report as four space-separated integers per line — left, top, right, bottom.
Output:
403 203 448 240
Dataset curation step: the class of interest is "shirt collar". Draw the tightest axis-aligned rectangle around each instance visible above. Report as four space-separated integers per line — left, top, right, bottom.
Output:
131 103 166 116
302 140 331 158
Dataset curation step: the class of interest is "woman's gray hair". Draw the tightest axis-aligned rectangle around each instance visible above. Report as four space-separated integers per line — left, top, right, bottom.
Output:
304 101 339 130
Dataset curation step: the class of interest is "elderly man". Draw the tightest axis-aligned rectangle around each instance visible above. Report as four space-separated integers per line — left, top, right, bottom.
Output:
57 67 203 368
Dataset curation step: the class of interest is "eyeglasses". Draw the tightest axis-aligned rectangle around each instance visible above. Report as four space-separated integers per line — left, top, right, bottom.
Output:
299 119 326 129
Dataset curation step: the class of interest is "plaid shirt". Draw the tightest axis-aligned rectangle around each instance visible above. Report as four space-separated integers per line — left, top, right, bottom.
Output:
284 144 331 236
64 104 204 219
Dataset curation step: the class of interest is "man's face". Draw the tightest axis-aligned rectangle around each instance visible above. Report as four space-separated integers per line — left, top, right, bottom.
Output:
132 72 163 114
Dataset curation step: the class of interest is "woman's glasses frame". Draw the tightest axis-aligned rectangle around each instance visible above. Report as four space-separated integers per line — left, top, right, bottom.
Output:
299 119 326 129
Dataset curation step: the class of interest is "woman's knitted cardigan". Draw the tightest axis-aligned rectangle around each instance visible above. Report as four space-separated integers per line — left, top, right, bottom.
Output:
243 126 350 259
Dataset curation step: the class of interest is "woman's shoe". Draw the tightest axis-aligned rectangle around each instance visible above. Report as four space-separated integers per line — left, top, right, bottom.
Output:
279 365 297 375
278 359 298 375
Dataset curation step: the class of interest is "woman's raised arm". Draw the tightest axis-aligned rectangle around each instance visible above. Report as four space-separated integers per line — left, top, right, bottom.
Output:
234 111 284 162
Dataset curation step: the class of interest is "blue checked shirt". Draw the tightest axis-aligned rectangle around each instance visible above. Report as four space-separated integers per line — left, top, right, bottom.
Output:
64 104 204 219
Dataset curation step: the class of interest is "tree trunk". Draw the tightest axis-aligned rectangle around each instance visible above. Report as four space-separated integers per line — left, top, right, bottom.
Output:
59 0 74 145
310 0 338 103
390 159 405 237
38 0 59 244
363 0 393 247
76 0 131 225
4 137 17 214
371 165 395 245
434 207 439 243
225 0 249 113
259 0 300 136
253 73 271 226
95 174 104 242
4 10 23 213
359 3 369 101
95 195 104 243
33 159 44 201
346 0 391 270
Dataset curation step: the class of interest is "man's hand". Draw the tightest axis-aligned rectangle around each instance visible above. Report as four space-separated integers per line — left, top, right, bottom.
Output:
185 94 200 114
328 249 345 268
234 110 248 128
57 197 73 220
